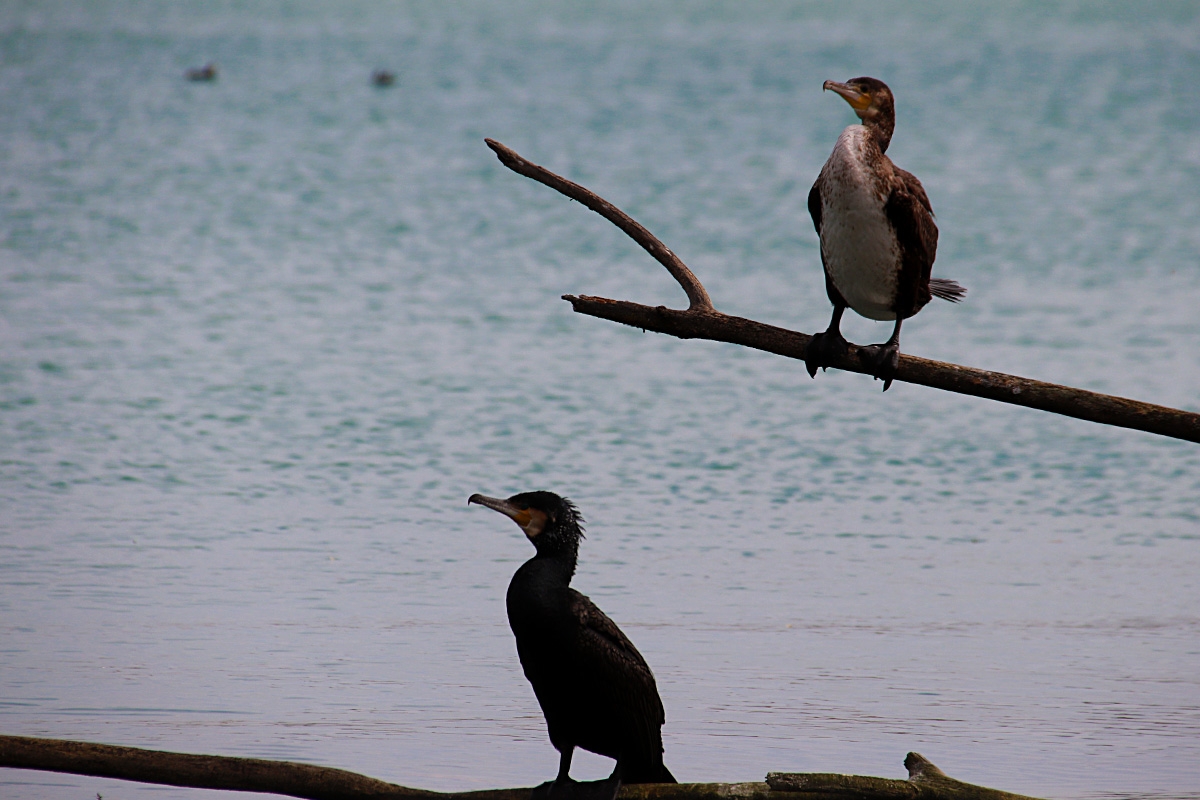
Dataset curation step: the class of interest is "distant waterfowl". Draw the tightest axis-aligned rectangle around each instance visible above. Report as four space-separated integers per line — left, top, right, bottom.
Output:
184 63 218 82
468 491 675 800
371 69 395 86
806 76 965 390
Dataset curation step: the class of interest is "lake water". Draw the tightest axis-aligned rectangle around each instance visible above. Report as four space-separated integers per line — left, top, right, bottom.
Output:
2 3 1199 799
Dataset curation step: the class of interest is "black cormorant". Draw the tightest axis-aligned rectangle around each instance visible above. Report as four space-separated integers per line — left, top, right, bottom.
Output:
185 63 217 82
468 491 675 800
806 77 965 390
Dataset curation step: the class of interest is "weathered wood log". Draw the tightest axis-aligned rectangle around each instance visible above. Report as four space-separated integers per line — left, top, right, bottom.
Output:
769 752 1045 800
1 734 1046 800
0 733 432 800
484 138 1200 445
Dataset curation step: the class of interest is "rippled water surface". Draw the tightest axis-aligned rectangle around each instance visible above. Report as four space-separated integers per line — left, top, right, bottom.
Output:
2 3 1199 799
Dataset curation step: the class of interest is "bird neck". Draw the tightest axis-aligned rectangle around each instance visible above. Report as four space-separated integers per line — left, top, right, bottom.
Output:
863 114 894 154
528 519 582 577
530 539 579 582
510 549 578 612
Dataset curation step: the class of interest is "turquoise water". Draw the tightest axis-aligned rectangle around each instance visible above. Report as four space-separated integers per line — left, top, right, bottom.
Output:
2 2 1199 799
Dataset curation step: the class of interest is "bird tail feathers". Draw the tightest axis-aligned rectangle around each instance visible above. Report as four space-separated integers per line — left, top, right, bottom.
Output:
930 278 966 303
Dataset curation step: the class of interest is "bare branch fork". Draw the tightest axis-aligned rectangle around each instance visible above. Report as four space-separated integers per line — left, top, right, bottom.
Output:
485 138 1200 445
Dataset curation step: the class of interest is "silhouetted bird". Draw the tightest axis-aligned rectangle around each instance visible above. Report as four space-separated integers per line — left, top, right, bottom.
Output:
469 491 675 800
184 63 217 82
806 76 965 390
371 69 395 86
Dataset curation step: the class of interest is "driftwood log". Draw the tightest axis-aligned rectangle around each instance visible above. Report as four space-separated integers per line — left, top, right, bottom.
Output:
0 735 1044 800
484 139 1200 445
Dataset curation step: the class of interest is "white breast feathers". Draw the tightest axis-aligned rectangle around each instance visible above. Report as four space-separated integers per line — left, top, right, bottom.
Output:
817 126 900 321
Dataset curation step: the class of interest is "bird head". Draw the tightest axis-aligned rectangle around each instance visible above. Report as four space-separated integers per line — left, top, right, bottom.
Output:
824 76 896 151
468 490 584 556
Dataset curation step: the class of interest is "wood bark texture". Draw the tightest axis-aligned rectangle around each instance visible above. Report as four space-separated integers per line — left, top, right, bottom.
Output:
485 139 1200 445
0 735 1045 800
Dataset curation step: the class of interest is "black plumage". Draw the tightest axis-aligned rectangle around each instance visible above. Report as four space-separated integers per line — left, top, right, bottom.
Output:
184 63 217 82
806 76 965 390
468 491 675 798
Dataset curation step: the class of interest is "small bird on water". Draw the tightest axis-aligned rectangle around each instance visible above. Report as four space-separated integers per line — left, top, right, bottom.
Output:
469 491 676 800
184 63 217 82
806 77 965 390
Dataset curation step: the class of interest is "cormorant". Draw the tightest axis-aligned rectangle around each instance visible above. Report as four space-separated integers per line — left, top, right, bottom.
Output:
468 491 675 800
185 63 217 82
806 77 965 390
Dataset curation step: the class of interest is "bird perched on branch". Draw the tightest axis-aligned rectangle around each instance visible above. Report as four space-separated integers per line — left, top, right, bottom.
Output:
806 76 965 390
468 491 675 800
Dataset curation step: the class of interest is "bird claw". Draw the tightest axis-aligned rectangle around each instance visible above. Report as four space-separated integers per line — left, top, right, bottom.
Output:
805 329 850 378
532 778 571 800
858 342 900 391
532 776 620 800
596 774 622 800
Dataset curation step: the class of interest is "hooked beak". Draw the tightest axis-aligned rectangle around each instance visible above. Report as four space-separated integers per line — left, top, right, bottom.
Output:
468 493 532 527
469 493 549 540
824 80 872 114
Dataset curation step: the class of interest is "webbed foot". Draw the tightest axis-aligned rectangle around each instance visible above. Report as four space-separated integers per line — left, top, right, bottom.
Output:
594 774 622 800
858 341 900 391
531 776 621 800
805 328 850 378
531 779 564 800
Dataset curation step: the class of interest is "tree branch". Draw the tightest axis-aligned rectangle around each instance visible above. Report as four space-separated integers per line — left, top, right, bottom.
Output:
484 139 713 312
0 733 434 800
770 752 1045 800
0 735 1044 800
484 139 1200 445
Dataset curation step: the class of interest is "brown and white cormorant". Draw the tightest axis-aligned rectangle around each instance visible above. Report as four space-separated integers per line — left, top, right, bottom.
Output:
468 491 675 800
806 77 965 390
